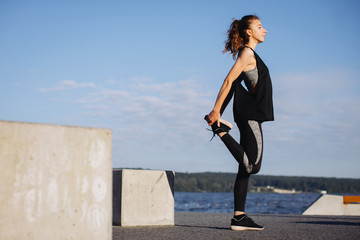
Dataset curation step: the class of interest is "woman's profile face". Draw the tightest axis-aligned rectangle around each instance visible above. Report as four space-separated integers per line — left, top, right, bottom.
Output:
248 19 267 43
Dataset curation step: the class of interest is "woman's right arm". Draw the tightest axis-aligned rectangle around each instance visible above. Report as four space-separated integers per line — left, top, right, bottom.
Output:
207 48 254 126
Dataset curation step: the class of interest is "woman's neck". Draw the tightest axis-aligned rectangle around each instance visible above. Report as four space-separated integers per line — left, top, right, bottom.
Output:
246 39 258 50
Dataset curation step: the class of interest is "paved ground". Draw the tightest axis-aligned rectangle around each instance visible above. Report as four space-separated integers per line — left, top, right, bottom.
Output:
113 212 360 240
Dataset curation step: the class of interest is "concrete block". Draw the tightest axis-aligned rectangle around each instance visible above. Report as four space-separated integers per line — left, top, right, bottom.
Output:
303 194 360 216
113 169 174 226
0 120 112 240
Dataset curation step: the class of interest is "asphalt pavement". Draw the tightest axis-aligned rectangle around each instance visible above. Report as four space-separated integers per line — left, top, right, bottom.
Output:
113 212 360 240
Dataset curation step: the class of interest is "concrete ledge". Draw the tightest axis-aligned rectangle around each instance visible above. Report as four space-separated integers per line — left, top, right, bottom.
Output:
303 194 360 216
0 120 112 239
113 169 174 226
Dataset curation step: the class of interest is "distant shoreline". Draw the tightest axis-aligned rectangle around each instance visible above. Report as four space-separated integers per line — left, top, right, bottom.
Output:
114 168 360 180
172 172 360 194
113 169 360 193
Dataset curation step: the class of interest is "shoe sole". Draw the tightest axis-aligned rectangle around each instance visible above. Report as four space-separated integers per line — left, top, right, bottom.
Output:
204 115 233 130
230 225 264 231
219 119 233 129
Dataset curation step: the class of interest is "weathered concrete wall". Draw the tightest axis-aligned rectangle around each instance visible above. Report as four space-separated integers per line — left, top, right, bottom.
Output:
303 194 360 216
113 169 174 226
0 120 112 240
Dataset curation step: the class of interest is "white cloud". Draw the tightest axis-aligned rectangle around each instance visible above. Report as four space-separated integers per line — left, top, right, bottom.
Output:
106 79 117 85
74 77 214 164
36 80 96 92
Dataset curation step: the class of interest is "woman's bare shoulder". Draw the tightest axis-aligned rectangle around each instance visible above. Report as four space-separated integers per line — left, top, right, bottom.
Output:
238 47 254 59
236 48 254 65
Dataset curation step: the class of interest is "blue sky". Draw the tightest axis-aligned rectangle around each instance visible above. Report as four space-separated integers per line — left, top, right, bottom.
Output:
1 0 359 178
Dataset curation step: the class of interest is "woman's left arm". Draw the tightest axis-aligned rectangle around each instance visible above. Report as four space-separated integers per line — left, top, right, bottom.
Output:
207 48 253 126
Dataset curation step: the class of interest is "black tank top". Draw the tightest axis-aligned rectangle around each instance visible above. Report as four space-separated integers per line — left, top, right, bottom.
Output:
221 47 274 122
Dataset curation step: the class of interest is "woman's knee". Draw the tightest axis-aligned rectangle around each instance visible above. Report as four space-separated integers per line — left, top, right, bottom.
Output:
236 168 250 179
251 164 262 174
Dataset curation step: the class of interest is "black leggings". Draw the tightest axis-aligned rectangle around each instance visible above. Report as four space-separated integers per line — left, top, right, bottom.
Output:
220 120 263 212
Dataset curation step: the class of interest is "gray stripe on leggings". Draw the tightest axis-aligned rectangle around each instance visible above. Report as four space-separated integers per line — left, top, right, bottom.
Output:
248 120 262 165
243 152 253 173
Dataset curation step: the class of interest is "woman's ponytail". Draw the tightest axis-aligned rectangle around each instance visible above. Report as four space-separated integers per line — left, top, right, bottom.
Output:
223 15 259 59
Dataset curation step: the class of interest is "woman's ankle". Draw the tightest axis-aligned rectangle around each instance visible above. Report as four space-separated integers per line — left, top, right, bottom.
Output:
234 211 245 216
218 132 227 138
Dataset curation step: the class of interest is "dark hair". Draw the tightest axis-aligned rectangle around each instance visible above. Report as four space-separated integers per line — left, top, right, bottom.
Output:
223 15 259 59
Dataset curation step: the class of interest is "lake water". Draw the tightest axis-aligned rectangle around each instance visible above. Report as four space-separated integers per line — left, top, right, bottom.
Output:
175 192 322 215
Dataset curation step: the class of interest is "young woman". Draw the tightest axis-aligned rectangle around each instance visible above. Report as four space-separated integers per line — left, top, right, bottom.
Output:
205 15 274 231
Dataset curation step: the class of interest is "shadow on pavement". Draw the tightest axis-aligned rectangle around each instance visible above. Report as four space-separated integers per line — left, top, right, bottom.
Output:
176 224 231 231
294 221 360 226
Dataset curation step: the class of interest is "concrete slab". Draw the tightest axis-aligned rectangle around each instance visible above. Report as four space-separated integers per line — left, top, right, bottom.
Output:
303 194 360 216
113 169 174 226
0 120 112 240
